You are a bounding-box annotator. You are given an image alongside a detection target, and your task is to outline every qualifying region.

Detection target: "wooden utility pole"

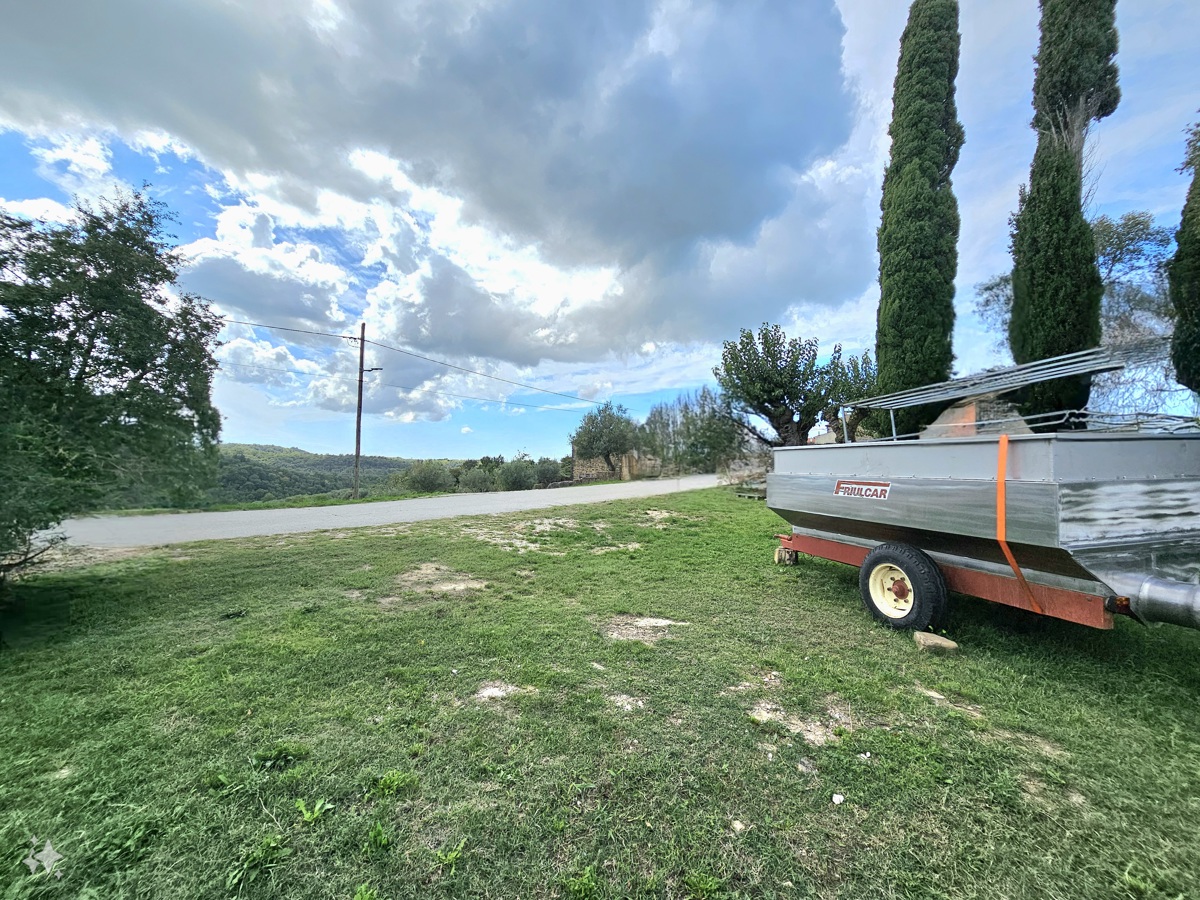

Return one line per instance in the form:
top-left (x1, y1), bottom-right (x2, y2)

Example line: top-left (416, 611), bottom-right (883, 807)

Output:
top-left (353, 322), bottom-right (367, 499)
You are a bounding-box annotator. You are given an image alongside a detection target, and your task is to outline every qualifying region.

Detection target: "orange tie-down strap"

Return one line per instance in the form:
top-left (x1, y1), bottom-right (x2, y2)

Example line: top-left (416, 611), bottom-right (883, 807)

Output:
top-left (996, 435), bottom-right (1043, 615)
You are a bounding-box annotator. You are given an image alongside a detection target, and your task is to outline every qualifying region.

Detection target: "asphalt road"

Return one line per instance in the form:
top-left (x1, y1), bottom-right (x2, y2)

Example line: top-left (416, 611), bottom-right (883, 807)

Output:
top-left (60, 475), bottom-right (720, 548)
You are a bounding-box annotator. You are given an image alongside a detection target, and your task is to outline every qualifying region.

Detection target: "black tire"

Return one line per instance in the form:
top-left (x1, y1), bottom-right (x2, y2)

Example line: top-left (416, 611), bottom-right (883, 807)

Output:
top-left (859, 542), bottom-right (947, 631)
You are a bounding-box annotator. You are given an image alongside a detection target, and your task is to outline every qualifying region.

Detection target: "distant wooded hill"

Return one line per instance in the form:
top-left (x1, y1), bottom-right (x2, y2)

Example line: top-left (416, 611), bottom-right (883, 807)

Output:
top-left (104, 443), bottom-right (458, 509)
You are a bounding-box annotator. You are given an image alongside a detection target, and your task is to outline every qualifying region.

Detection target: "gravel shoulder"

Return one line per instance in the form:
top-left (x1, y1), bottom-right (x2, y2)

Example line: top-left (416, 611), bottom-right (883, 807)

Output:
top-left (60, 475), bottom-right (720, 547)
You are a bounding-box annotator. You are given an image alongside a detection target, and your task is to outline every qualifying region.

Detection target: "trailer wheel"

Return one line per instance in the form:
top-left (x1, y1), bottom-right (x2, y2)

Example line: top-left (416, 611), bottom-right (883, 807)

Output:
top-left (859, 543), bottom-right (947, 631)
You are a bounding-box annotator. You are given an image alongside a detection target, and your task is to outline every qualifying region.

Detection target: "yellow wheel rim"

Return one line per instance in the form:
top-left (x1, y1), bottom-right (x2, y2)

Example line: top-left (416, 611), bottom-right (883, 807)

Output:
top-left (868, 563), bottom-right (915, 618)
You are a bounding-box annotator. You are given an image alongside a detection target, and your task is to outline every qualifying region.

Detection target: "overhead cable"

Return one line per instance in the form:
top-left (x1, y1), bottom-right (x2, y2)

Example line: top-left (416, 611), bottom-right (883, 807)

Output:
top-left (220, 317), bottom-right (602, 405)
top-left (216, 361), bottom-right (584, 412)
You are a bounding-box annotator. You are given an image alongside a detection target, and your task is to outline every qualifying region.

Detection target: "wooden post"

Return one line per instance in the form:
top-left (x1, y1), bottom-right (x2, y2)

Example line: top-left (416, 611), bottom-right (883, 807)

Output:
top-left (353, 322), bottom-right (366, 499)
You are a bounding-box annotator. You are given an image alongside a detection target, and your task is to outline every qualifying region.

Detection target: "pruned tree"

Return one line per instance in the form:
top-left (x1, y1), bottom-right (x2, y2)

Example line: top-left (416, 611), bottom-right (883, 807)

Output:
top-left (876, 0), bottom-right (964, 436)
top-left (1009, 0), bottom-right (1119, 423)
top-left (1170, 119), bottom-right (1200, 394)
top-left (713, 324), bottom-right (838, 447)
top-left (0, 191), bottom-right (221, 576)
top-left (570, 401), bottom-right (636, 473)
top-left (821, 350), bottom-right (879, 443)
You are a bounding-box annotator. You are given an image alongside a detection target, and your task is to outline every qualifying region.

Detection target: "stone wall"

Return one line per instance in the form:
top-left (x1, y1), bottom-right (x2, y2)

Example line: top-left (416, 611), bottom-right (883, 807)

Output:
top-left (572, 454), bottom-right (617, 481)
top-left (571, 448), bottom-right (662, 482)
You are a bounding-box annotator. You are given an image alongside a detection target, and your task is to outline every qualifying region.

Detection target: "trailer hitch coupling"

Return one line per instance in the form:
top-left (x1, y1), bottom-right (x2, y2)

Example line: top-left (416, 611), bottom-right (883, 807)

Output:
top-left (1104, 575), bottom-right (1200, 630)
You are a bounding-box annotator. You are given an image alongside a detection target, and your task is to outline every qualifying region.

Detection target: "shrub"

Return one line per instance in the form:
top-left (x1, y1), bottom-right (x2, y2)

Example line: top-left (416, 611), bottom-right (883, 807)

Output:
top-left (496, 458), bottom-right (536, 491)
top-left (535, 457), bottom-right (562, 485)
top-left (458, 468), bottom-right (494, 493)
top-left (405, 461), bottom-right (454, 493)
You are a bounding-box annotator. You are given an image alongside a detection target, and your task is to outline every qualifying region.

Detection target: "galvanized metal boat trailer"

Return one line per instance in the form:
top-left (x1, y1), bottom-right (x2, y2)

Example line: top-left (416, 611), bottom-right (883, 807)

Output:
top-left (766, 344), bottom-right (1200, 632)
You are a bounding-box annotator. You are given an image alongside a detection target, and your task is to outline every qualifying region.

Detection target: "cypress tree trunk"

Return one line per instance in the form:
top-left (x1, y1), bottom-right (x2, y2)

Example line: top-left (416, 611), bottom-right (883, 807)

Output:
top-left (1009, 0), bottom-right (1119, 425)
top-left (875, 0), bottom-right (964, 437)
top-left (1169, 124), bottom-right (1200, 394)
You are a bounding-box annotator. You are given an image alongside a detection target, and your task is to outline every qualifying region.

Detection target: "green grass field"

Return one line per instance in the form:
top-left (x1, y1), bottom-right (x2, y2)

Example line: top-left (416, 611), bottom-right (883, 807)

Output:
top-left (3, 489), bottom-right (1198, 899)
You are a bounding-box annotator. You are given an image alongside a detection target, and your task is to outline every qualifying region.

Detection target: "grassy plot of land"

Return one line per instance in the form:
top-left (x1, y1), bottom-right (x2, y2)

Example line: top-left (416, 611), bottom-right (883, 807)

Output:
top-left (2, 489), bottom-right (1199, 899)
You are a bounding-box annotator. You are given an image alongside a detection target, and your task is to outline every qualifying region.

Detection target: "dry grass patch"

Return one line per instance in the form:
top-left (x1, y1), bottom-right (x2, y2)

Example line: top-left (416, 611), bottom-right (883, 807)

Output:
top-left (394, 563), bottom-right (486, 594)
top-left (915, 684), bottom-right (984, 720)
top-left (601, 615), bottom-right (689, 644)
top-left (473, 681), bottom-right (537, 702)
top-left (23, 544), bottom-right (147, 575)
top-left (638, 508), bottom-right (703, 529)
top-left (608, 693), bottom-right (647, 712)
top-left (590, 542), bottom-right (642, 554)
top-left (724, 670), bottom-right (783, 694)
top-left (987, 728), bottom-right (1069, 760)
top-left (458, 519), bottom-right (571, 555)
top-left (747, 695), bottom-right (855, 747)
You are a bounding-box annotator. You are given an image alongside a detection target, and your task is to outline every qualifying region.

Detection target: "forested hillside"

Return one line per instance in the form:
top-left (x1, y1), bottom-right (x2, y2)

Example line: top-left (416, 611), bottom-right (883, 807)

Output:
top-left (104, 444), bottom-right (442, 509)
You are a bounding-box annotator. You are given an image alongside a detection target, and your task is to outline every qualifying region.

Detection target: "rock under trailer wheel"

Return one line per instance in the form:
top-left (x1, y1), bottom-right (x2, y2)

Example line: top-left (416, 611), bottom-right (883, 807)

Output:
top-left (859, 542), bottom-right (947, 631)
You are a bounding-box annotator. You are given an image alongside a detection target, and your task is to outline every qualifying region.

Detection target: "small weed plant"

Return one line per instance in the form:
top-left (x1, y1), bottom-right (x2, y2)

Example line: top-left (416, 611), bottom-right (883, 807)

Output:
top-left (225, 834), bottom-right (292, 894)
top-left (294, 797), bottom-right (333, 824)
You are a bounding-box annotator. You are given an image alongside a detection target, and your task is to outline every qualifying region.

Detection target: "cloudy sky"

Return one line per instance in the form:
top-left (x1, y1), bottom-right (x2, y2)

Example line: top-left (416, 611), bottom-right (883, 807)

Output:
top-left (2, 0), bottom-right (1196, 460)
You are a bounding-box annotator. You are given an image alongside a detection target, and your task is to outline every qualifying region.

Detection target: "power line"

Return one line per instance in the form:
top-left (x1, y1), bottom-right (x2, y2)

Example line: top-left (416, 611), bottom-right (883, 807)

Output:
top-left (216, 361), bottom-right (584, 412)
top-left (221, 318), bottom-right (354, 341)
top-left (366, 337), bottom-right (601, 405)
top-left (220, 317), bottom-right (602, 405)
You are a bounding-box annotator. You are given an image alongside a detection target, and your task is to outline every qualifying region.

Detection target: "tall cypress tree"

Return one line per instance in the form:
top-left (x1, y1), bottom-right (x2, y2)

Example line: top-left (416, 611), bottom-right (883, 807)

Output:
top-left (1169, 121), bottom-right (1200, 394)
top-left (876, 0), bottom-right (964, 436)
top-left (1009, 0), bottom-right (1119, 422)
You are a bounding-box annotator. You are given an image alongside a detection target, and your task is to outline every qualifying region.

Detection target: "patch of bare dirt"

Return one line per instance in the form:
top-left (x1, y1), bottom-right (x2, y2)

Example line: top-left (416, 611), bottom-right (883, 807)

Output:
top-left (473, 681), bottom-right (537, 702)
top-left (638, 509), bottom-right (702, 529)
top-left (747, 695), bottom-right (855, 746)
top-left (395, 563), bottom-right (486, 594)
top-left (370, 525), bottom-right (412, 537)
top-left (641, 509), bottom-right (674, 529)
top-left (590, 542), bottom-right (642, 554)
top-left (724, 670), bottom-right (783, 694)
top-left (601, 615), bottom-right (689, 644)
top-left (18, 544), bottom-right (147, 576)
top-left (343, 589), bottom-right (365, 600)
top-left (458, 521), bottom-right (564, 555)
top-left (608, 693), bottom-right (647, 712)
top-left (459, 517), bottom-right (636, 555)
top-left (915, 684), bottom-right (985, 720)
top-left (989, 728), bottom-right (1068, 760)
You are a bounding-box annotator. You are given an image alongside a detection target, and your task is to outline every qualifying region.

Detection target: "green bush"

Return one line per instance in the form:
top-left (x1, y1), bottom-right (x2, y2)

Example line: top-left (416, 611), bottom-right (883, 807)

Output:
top-left (496, 458), bottom-right (536, 491)
top-left (535, 457), bottom-right (562, 485)
top-left (458, 468), bottom-right (494, 493)
top-left (405, 461), bottom-right (454, 493)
